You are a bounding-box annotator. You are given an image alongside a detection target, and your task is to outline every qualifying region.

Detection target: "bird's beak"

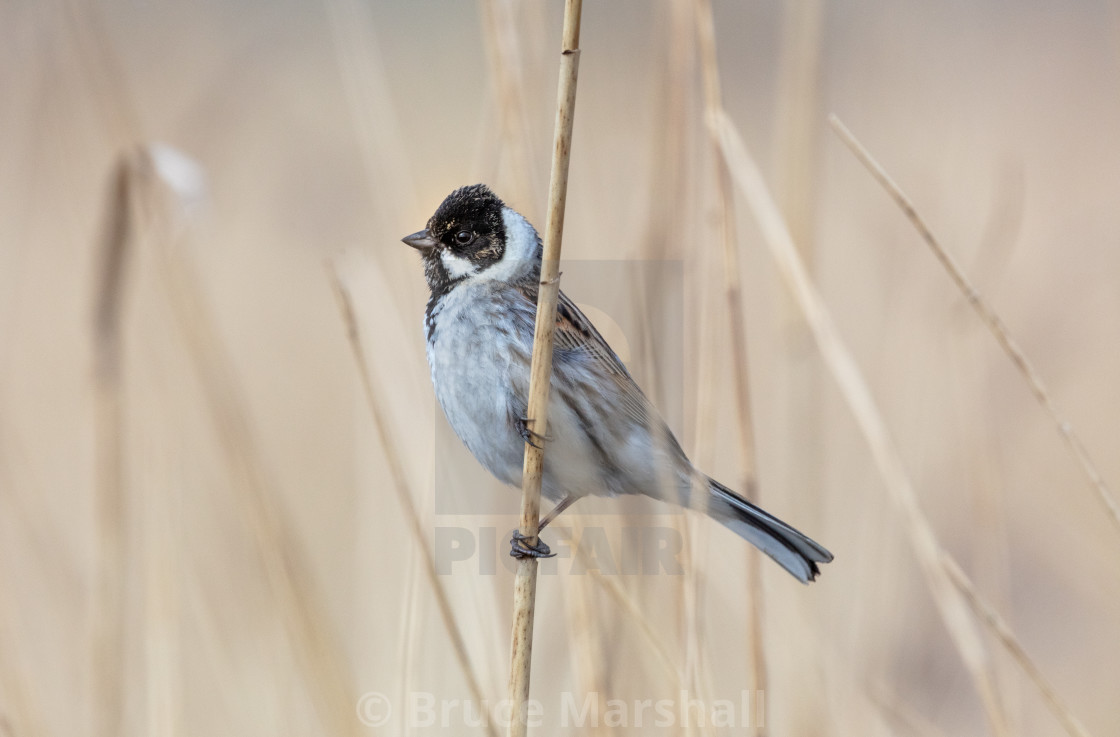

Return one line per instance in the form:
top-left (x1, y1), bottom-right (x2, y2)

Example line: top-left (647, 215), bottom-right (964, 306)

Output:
top-left (401, 229), bottom-right (437, 252)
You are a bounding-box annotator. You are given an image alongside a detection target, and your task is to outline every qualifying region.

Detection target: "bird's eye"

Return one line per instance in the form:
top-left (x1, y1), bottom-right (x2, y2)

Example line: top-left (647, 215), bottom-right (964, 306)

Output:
top-left (454, 230), bottom-right (473, 245)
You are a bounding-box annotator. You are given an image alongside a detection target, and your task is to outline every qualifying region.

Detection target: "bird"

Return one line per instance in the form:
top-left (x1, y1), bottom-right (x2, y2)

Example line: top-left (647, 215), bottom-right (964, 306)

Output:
top-left (402, 184), bottom-right (833, 582)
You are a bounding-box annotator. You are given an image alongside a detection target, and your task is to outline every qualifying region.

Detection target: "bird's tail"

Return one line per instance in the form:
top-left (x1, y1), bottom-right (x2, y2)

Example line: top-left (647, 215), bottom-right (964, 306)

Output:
top-left (706, 478), bottom-right (833, 583)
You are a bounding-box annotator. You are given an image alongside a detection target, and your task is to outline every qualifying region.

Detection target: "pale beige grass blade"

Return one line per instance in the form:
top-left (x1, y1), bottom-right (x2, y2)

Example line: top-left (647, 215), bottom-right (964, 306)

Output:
top-left (693, 3), bottom-right (768, 730)
top-left (710, 110), bottom-right (1010, 737)
top-left (328, 270), bottom-right (499, 737)
top-left (715, 109), bottom-right (1098, 737)
top-left (828, 114), bottom-right (1120, 540)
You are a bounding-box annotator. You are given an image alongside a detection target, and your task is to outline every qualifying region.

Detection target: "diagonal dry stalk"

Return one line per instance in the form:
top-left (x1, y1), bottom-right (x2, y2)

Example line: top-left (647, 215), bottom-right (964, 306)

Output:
top-left (709, 110), bottom-right (1011, 737)
top-left (941, 556), bottom-right (1092, 737)
top-left (583, 567), bottom-right (683, 689)
top-left (823, 122), bottom-right (1089, 735)
top-left (0, 590), bottom-right (46, 737)
top-left (869, 680), bottom-right (955, 737)
top-left (828, 114), bottom-right (1120, 540)
top-left (507, 1), bottom-right (582, 735)
top-left (328, 269), bottom-right (498, 737)
top-left (713, 109), bottom-right (1098, 737)
top-left (692, 0), bottom-right (768, 727)
top-left (134, 165), bottom-right (359, 737)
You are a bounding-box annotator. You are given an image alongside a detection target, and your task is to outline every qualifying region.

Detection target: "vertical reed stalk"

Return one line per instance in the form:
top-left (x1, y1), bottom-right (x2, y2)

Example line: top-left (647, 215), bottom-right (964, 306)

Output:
top-left (773, 0), bottom-right (826, 540)
top-left (772, 6), bottom-right (827, 733)
top-left (65, 6), bottom-right (155, 730)
top-left (480, 0), bottom-right (543, 217)
top-left (0, 426), bottom-right (52, 737)
top-left (507, 2), bottom-right (582, 735)
top-left (773, 0), bottom-right (823, 265)
top-left (91, 153), bottom-right (137, 737)
top-left (692, 0), bottom-right (769, 726)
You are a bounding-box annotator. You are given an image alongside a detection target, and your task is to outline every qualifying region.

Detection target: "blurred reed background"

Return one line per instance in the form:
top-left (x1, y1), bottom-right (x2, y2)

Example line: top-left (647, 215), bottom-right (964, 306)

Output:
top-left (1, 0), bottom-right (1119, 735)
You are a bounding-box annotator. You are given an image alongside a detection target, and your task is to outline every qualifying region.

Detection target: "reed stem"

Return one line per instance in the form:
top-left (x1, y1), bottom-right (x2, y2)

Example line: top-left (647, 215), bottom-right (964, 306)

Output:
top-left (507, 1), bottom-right (582, 735)
top-left (829, 114), bottom-right (1120, 540)
top-left (693, 0), bottom-right (769, 725)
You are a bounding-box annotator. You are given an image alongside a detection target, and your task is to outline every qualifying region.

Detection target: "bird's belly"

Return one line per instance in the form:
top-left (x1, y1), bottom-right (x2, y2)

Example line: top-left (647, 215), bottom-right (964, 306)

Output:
top-left (428, 330), bottom-right (612, 502)
top-left (428, 335), bottom-right (525, 488)
top-left (538, 398), bottom-right (622, 500)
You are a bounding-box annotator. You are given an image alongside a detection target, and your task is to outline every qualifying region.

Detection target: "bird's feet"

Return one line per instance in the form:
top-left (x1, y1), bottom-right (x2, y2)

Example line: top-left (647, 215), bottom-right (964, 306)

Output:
top-left (516, 417), bottom-right (550, 450)
top-left (510, 529), bottom-right (555, 559)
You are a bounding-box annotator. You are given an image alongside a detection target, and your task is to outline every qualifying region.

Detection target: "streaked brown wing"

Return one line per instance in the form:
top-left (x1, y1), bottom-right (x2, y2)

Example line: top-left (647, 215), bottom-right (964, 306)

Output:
top-left (553, 291), bottom-right (653, 428)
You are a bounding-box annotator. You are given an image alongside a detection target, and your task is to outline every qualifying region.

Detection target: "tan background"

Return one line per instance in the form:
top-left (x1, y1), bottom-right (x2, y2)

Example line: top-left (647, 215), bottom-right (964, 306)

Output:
top-left (1, 1), bottom-right (1118, 735)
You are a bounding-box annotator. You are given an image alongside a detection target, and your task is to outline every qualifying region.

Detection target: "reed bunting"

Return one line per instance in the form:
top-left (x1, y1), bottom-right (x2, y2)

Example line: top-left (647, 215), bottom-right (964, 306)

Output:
top-left (403, 184), bottom-right (832, 582)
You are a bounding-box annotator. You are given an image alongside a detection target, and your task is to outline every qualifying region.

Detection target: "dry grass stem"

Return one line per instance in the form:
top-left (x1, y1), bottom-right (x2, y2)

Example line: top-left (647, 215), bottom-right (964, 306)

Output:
top-left (69, 16), bottom-right (185, 735)
top-left (90, 152), bottom-right (137, 737)
top-left (136, 161), bottom-right (359, 737)
top-left (583, 565), bottom-right (684, 689)
top-left (692, 0), bottom-right (758, 498)
top-left (565, 527), bottom-right (608, 737)
top-left (328, 269), bottom-right (498, 737)
top-left (325, 0), bottom-right (418, 220)
top-left (722, 107), bottom-right (1105, 737)
top-left (710, 109), bottom-right (1012, 737)
top-left (508, 2), bottom-right (582, 734)
top-left (480, 0), bottom-right (542, 215)
top-left (773, 0), bottom-right (827, 529)
top-left (70, 8), bottom-right (180, 729)
top-left (868, 680), bottom-right (954, 737)
top-left (773, 0), bottom-right (824, 259)
top-left (941, 556), bottom-right (1093, 737)
top-left (8, 5), bottom-right (1114, 736)
top-left (0, 427), bottom-right (54, 737)
top-left (693, 0), bottom-right (768, 724)
top-left (140, 430), bottom-right (180, 737)
top-left (61, 0), bottom-right (142, 148)
top-left (828, 114), bottom-right (1120, 539)
top-left (0, 609), bottom-right (45, 737)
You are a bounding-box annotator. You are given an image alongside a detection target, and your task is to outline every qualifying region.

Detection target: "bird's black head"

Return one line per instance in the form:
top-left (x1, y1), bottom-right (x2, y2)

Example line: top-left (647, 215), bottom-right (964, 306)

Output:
top-left (402, 184), bottom-right (512, 293)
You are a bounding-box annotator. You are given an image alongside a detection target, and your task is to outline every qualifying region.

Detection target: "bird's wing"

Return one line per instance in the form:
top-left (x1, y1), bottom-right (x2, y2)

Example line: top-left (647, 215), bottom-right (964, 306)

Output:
top-left (553, 291), bottom-right (631, 376)
top-left (509, 281), bottom-right (669, 432)
top-left (552, 290), bottom-right (654, 429)
top-left (507, 280), bottom-right (691, 491)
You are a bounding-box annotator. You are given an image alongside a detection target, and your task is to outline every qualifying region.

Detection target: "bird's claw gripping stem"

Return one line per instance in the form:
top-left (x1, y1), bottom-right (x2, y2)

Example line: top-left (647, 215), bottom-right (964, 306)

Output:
top-left (517, 416), bottom-right (550, 450)
top-left (510, 529), bottom-right (554, 559)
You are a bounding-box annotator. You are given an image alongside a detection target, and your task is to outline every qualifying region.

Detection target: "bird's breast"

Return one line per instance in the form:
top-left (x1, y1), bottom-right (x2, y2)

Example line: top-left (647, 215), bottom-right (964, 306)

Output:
top-left (425, 286), bottom-right (530, 486)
